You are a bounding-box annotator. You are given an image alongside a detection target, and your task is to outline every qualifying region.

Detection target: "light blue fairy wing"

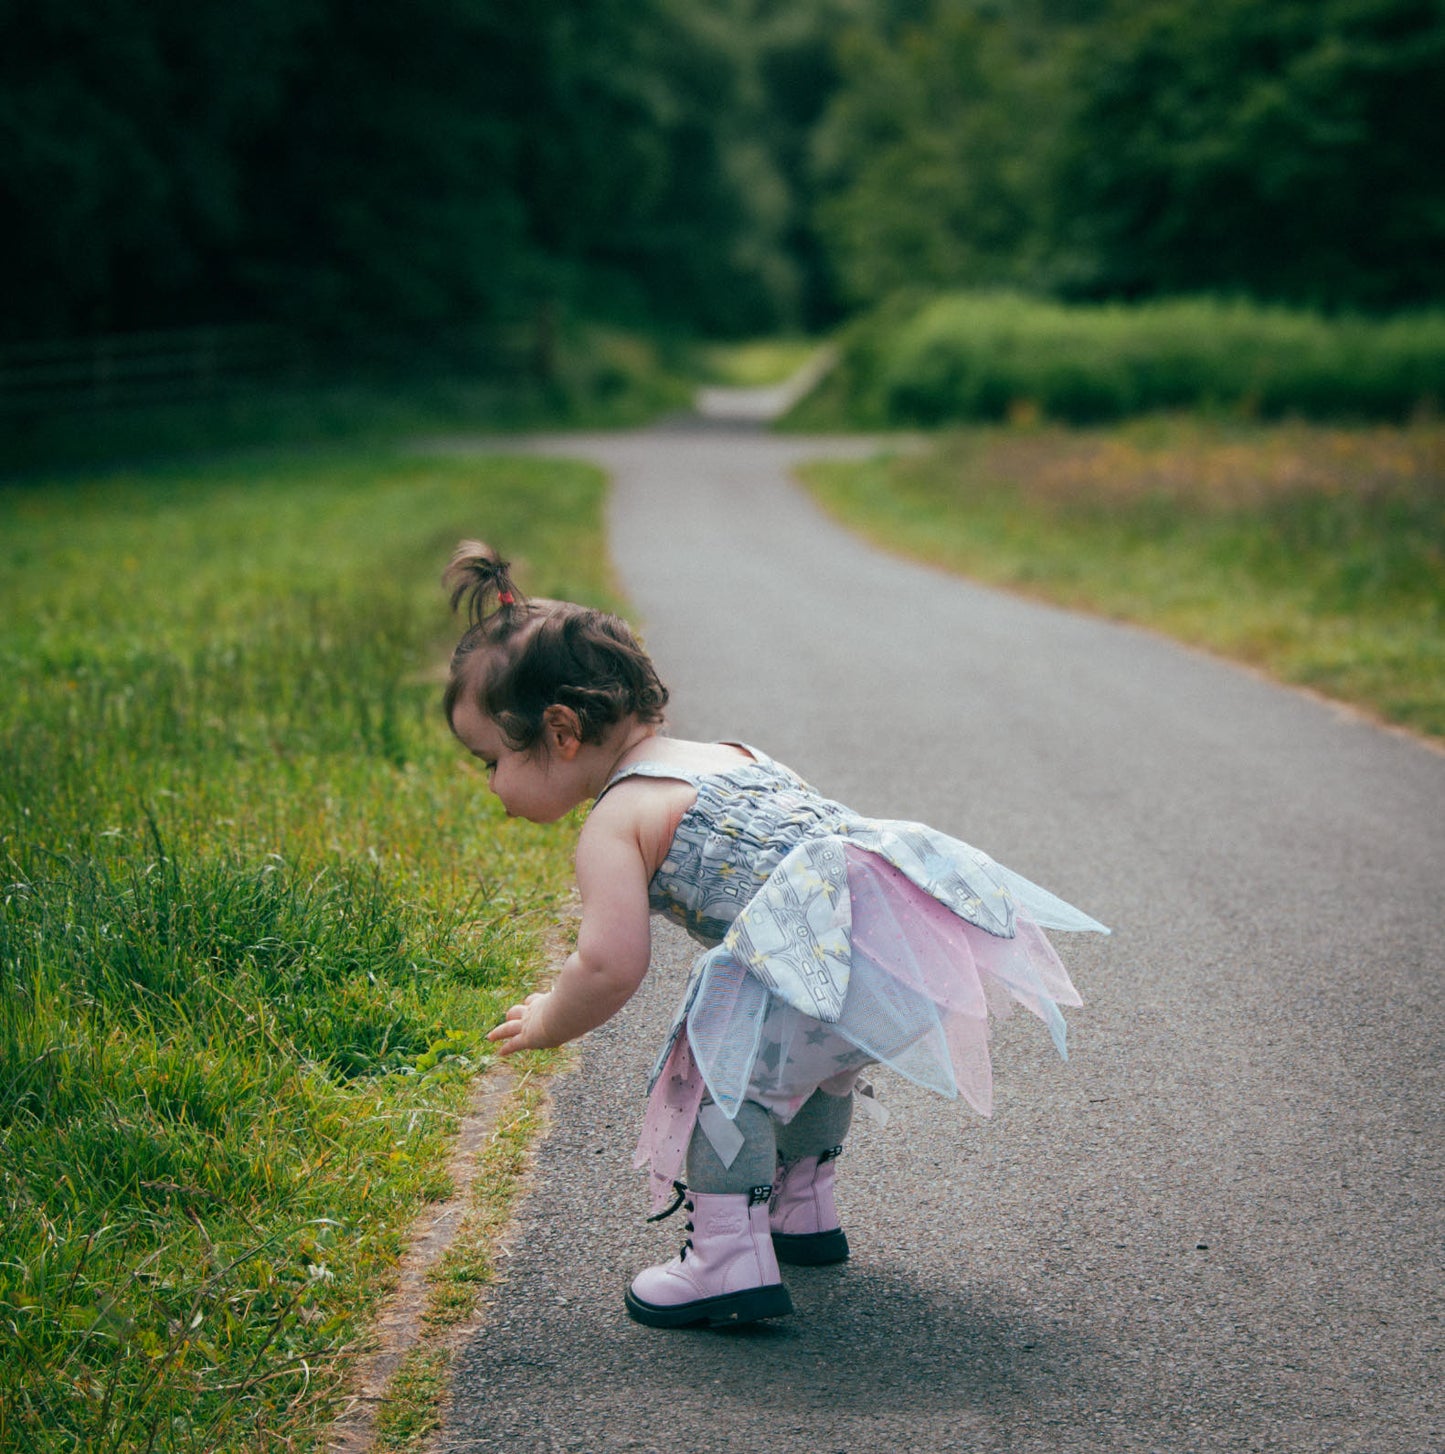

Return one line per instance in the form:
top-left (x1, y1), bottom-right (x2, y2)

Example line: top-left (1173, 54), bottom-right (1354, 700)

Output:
top-left (719, 836), bottom-right (854, 1021)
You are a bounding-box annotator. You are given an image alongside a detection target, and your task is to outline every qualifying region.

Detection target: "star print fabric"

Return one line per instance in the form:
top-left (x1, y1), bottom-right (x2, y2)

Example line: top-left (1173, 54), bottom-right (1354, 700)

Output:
top-left (603, 748), bottom-right (1107, 1209)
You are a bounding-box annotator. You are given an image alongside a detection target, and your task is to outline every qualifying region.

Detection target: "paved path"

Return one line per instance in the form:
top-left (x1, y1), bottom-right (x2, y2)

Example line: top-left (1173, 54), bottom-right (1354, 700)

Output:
top-left (427, 419), bottom-right (1443, 1453)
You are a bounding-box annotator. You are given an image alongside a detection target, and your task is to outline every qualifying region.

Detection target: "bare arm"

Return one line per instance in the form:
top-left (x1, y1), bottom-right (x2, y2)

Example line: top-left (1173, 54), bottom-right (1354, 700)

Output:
top-left (487, 802), bottom-right (652, 1055)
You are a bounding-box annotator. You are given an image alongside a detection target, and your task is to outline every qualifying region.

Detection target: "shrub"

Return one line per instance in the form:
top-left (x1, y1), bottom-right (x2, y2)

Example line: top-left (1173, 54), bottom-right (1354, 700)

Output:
top-left (804, 293), bottom-right (1445, 427)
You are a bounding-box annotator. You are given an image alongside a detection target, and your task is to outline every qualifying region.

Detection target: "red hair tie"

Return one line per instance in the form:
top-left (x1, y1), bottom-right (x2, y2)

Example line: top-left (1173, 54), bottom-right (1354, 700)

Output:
top-left (498, 591), bottom-right (515, 606)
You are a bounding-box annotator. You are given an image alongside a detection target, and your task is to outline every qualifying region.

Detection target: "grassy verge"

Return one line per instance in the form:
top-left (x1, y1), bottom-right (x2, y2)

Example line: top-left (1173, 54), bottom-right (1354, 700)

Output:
top-left (0, 447), bottom-right (612, 1450)
top-left (370, 1070), bottom-right (551, 1453)
top-left (799, 418), bottom-right (1444, 741)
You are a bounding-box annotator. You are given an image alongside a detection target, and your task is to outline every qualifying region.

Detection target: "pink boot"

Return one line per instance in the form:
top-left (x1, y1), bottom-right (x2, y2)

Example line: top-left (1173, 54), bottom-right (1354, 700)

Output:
top-left (770, 1148), bottom-right (849, 1266)
top-left (625, 1187), bottom-right (793, 1329)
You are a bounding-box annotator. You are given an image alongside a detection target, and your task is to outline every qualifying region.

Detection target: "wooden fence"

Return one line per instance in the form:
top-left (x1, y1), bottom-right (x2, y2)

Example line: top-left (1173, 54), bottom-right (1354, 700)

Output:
top-left (0, 326), bottom-right (304, 416)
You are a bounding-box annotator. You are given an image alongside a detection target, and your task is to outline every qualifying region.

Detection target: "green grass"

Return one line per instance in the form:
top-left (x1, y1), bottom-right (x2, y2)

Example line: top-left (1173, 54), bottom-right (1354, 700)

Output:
top-left (0, 447), bottom-right (612, 1450)
top-left (371, 1348), bottom-right (450, 1452)
top-left (363, 1070), bottom-right (551, 1453)
top-left (800, 419), bottom-right (1445, 741)
top-left (787, 292), bottom-right (1445, 429)
top-left (696, 337), bottom-right (821, 388)
top-left (418, 1071), bottom-right (549, 1329)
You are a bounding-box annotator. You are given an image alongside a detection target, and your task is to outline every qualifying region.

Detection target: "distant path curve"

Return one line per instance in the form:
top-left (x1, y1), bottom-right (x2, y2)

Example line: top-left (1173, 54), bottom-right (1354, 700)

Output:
top-left (420, 411), bottom-right (1443, 1454)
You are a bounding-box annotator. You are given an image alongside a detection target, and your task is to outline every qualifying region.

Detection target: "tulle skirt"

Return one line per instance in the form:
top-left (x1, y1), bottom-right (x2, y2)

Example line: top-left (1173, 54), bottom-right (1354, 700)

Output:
top-left (635, 835), bottom-right (1105, 1210)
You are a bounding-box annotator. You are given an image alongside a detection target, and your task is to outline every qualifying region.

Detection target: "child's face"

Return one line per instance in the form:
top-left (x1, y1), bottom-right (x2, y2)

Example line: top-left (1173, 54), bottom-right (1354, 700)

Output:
top-left (450, 696), bottom-right (583, 824)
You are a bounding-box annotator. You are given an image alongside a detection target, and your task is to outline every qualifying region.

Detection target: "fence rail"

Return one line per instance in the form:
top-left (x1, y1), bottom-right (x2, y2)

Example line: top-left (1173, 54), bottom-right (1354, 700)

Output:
top-left (0, 326), bottom-right (304, 415)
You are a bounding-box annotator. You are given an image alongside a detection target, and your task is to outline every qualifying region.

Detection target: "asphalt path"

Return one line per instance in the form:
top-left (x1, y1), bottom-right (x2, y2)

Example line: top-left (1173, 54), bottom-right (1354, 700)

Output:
top-left (428, 418), bottom-right (1443, 1453)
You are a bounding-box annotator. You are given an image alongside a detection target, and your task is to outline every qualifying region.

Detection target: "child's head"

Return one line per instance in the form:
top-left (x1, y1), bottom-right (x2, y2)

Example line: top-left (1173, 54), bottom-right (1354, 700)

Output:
top-left (442, 540), bottom-right (669, 753)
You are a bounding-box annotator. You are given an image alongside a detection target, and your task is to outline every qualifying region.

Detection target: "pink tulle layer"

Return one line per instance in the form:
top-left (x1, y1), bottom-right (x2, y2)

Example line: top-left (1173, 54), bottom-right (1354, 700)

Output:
top-left (635, 845), bottom-right (1086, 1211)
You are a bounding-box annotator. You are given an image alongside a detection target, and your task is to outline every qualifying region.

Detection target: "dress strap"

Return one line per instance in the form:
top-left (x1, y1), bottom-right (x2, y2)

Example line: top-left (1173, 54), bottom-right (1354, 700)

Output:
top-left (593, 742), bottom-right (768, 805)
top-left (720, 740), bottom-right (768, 765)
top-left (597, 761), bottom-right (705, 799)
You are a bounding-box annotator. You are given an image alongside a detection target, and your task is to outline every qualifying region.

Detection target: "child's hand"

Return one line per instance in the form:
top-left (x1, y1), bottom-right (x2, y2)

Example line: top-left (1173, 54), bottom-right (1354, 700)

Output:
top-left (486, 992), bottom-right (556, 1055)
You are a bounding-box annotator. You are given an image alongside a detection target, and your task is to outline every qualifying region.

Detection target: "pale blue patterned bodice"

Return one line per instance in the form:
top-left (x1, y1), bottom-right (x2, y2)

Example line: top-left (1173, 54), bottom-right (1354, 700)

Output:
top-left (599, 747), bottom-right (856, 946)
top-left (602, 742), bottom-right (1104, 1024)
top-left (600, 743), bottom-right (1106, 1104)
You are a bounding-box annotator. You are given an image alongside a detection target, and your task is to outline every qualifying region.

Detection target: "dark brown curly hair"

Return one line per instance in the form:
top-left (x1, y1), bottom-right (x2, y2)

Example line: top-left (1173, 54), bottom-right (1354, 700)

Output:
top-left (442, 540), bottom-right (669, 751)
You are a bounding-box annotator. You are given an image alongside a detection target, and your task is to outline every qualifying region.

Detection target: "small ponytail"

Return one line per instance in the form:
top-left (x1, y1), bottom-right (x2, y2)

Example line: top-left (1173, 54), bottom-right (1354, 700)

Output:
top-left (443, 540), bottom-right (526, 628)
top-left (442, 538), bottom-right (670, 749)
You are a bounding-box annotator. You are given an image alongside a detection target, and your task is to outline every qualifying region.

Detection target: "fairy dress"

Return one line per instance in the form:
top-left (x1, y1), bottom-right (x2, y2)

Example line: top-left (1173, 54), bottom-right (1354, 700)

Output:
top-left (602, 746), bottom-right (1110, 1210)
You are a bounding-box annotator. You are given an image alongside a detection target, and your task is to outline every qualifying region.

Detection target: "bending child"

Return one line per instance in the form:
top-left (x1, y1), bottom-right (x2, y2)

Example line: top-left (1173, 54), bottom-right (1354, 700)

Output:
top-left (443, 542), bottom-right (1109, 1330)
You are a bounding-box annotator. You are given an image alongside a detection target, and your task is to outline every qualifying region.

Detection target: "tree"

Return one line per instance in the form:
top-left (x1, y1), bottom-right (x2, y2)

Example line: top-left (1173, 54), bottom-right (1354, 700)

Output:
top-left (234, 0), bottom-right (536, 345)
top-left (514, 0), bottom-right (793, 336)
top-left (807, 1), bottom-right (1083, 306)
top-left (1055, 0), bottom-right (1445, 307)
top-left (0, 0), bottom-right (320, 338)
top-left (0, 0), bottom-right (813, 345)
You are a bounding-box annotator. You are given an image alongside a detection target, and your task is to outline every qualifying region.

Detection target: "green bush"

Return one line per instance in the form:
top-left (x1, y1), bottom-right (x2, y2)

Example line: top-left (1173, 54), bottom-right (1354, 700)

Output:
top-left (798, 293), bottom-right (1445, 427)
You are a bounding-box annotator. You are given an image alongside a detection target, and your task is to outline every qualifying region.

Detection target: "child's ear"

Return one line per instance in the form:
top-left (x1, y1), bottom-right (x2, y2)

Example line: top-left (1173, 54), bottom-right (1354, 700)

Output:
top-left (542, 705), bottom-right (583, 760)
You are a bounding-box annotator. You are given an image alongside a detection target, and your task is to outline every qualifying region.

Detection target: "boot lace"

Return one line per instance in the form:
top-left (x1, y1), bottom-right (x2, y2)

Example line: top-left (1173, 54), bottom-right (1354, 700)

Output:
top-left (645, 1180), bottom-right (695, 1259)
top-left (646, 1180), bottom-right (690, 1223)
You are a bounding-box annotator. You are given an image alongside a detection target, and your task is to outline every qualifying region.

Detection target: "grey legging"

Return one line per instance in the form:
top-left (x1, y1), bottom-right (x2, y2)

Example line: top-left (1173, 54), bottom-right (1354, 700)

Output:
top-left (684, 1088), bottom-right (853, 1194)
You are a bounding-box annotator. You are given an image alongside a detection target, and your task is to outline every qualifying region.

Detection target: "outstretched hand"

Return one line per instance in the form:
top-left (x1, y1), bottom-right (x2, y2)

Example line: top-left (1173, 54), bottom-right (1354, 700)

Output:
top-left (487, 992), bottom-right (555, 1055)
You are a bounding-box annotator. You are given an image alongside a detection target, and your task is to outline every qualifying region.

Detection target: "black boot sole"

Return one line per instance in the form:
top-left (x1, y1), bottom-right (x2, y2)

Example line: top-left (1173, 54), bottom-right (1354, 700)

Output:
top-left (624, 1281), bottom-right (794, 1329)
top-left (771, 1228), bottom-right (850, 1266)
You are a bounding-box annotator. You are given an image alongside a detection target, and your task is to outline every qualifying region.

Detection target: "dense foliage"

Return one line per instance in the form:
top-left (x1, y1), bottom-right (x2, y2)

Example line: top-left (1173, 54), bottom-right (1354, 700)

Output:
top-left (812, 0), bottom-right (1445, 311)
top-left (1054, 0), bottom-right (1445, 308)
top-left (0, 0), bottom-right (818, 345)
top-left (4, 0), bottom-right (1442, 350)
top-left (799, 292), bottom-right (1445, 427)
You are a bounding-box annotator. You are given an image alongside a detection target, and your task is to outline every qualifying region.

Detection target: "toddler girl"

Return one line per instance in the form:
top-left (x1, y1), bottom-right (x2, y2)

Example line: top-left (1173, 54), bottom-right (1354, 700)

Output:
top-left (445, 542), bottom-right (1108, 1330)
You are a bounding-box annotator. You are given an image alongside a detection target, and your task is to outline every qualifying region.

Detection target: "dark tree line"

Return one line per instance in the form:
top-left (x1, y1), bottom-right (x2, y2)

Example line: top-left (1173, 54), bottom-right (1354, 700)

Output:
top-left (812, 0), bottom-right (1445, 311)
top-left (1052, 0), bottom-right (1445, 309)
top-left (3, 0), bottom-right (1441, 350)
top-left (0, 0), bottom-right (820, 346)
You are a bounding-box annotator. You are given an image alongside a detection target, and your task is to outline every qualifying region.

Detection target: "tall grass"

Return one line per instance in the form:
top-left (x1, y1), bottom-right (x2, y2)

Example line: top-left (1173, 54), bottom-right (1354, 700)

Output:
top-left (789, 292), bottom-right (1445, 428)
top-left (800, 419), bottom-right (1445, 740)
top-left (0, 449), bottom-right (612, 1450)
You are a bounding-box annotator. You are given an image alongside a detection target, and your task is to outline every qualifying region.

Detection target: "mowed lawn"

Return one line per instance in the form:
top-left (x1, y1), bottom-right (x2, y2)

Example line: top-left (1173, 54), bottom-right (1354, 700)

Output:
top-left (800, 419), bottom-right (1445, 743)
top-left (0, 448), bottom-right (609, 1451)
